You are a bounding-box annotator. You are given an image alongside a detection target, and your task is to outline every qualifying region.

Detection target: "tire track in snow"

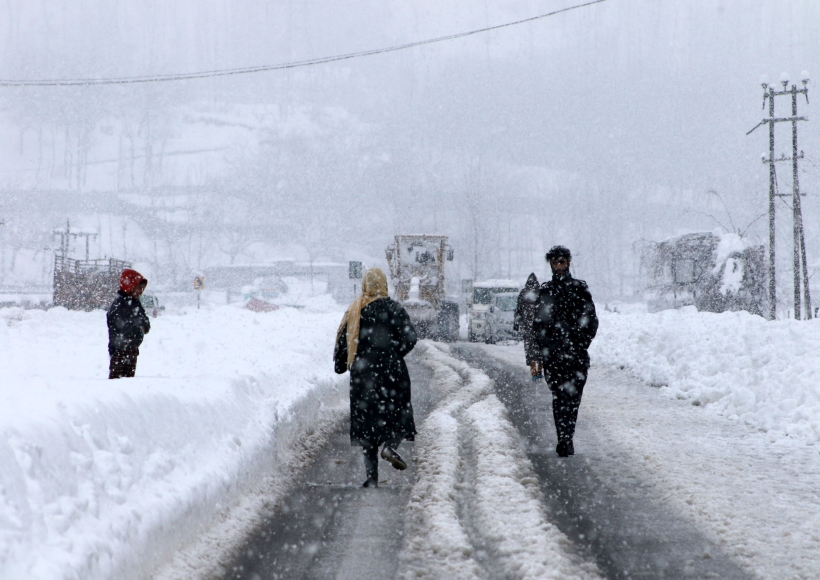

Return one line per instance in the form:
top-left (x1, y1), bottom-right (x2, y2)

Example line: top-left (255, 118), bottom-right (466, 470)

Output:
top-left (452, 343), bottom-right (755, 580)
top-left (398, 343), bottom-right (601, 580)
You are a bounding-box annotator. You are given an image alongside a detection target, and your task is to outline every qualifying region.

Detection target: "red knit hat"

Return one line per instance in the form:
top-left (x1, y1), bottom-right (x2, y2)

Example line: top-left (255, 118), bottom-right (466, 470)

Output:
top-left (120, 269), bottom-right (146, 294)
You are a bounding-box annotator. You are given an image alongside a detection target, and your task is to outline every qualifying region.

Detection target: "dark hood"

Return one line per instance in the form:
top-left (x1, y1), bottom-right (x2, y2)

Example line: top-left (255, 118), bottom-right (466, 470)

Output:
top-left (525, 273), bottom-right (539, 289)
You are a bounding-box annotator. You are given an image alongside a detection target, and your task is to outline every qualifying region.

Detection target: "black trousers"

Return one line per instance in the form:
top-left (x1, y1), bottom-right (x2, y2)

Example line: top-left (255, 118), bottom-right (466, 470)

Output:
top-left (523, 336), bottom-right (542, 365)
top-left (109, 347), bottom-right (139, 379)
top-left (360, 437), bottom-right (401, 481)
top-left (546, 362), bottom-right (588, 443)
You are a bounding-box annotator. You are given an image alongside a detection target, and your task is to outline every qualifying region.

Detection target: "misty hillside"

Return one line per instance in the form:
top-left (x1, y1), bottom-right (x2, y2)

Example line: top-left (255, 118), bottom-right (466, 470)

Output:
top-left (0, 0), bottom-right (818, 302)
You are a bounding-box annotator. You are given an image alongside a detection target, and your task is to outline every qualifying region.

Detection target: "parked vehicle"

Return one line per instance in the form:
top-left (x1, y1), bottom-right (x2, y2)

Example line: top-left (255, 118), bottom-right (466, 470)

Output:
top-left (467, 279), bottom-right (520, 342)
top-left (139, 294), bottom-right (164, 318)
top-left (485, 292), bottom-right (522, 343)
top-left (638, 231), bottom-right (766, 315)
top-left (53, 256), bottom-right (131, 311)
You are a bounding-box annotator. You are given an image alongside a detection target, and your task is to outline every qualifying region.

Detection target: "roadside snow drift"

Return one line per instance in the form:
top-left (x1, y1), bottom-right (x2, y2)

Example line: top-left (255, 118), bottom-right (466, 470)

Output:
top-left (589, 307), bottom-right (820, 444)
top-left (0, 302), bottom-right (346, 580)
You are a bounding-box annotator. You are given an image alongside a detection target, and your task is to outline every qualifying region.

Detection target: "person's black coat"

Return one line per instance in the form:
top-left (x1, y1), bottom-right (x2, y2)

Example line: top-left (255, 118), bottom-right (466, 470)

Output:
top-left (532, 273), bottom-right (598, 369)
top-left (514, 273), bottom-right (541, 364)
top-left (334, 297), bottom-right (418, 445)
top-left (107, 291), bottom-right (151, 355)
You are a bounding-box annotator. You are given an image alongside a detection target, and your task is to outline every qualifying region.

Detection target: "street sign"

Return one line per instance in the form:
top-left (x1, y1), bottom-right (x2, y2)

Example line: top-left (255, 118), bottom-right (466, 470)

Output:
top-left (194, 276), bottom-right (205, 290)
top-left (349, 261), bottom-right (363, 279)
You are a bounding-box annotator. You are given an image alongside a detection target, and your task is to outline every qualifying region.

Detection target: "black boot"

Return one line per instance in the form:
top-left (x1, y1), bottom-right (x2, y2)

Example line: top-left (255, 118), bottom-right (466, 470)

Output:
top-left (362, 443), bottom-right (379, 487)
top-left (556, 440), bottom-right (574, 457)
top-left (381, 445), bottom-right (407, 470)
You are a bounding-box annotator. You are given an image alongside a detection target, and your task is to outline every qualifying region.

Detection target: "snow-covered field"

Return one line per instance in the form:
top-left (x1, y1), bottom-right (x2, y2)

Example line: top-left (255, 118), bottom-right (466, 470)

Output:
top-left (0, 300), bottom-right (347, 580)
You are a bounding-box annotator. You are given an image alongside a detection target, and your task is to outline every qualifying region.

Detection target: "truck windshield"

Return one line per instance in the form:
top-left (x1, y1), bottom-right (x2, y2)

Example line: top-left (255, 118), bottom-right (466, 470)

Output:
top-left (473, 288), bottom-right (494, 304)
top-left (473, 287), bottom-right (518, 304)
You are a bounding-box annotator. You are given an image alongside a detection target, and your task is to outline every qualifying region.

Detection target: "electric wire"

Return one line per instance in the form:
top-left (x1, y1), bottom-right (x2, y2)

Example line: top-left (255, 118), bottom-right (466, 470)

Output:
top-left (0, 0), bottom-right (606, 87)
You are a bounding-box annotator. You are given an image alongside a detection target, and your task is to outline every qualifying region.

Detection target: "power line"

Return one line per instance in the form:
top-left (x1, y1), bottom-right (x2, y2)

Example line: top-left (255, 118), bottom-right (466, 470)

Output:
top-left (0, 0), bottom-right (606, 87)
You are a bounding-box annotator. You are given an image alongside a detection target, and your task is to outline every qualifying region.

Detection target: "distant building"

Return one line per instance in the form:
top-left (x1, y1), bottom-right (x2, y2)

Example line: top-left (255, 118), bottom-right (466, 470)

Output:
top-left (638, 231), bottom-right (766, 316)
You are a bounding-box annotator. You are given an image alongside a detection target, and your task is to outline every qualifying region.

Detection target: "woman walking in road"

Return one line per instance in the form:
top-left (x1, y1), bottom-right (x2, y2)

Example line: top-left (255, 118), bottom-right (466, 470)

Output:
top-left (334, 267), bottom-right (418, 488)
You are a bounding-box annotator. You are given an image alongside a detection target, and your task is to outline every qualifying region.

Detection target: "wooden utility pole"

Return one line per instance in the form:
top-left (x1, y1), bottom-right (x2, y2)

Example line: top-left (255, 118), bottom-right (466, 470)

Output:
top-left (767, 84), bottom-right (777, 320)
top-left (748, 72), bottom-right (811, 319)
top-left (791, 82), bottom-right (812, 319)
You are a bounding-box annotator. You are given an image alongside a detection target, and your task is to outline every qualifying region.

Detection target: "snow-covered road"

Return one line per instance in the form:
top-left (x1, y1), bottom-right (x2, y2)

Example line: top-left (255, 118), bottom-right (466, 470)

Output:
top-left (3, 304), bottom-right (820, 579)
top-left (195, 345), bottom-right (601, 580)
top-left (203, 336), bottom-right (820, 580)
top-left (471, 343), bottom-right (820, 580)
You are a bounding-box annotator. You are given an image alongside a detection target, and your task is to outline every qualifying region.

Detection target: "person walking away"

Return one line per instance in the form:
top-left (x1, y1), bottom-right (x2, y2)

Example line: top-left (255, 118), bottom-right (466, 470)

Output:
top-left (334, 267), bottom-right (418, 488)
top-left (532, 246), bottom-right (598, 457)
top-left (514, 273), bottom-right (543, 381)
top-left (107, 269), bottom-right (151, 379)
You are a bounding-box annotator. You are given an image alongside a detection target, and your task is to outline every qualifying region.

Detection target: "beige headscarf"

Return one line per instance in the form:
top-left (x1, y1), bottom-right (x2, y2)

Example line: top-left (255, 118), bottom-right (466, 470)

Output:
top-left (336, 267), bottom-right (389, 369)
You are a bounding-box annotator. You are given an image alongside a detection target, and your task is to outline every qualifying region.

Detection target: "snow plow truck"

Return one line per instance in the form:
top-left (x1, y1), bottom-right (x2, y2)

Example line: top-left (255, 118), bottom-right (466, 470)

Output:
top-left (385, 235), bottom-right (459, 342)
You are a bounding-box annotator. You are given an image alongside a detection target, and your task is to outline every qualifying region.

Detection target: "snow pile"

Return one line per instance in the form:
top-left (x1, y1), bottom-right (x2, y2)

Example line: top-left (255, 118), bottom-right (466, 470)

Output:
top-left (399, 343), bottom-right (600, 580)
top-left (713, 230), bottom-right (752, 295)
top-left (0, 303), bottom-right (346, 580)
top-left (590, 307), bottom-right (820, 443)
top-left (713, 230), bottom-right (751, 267)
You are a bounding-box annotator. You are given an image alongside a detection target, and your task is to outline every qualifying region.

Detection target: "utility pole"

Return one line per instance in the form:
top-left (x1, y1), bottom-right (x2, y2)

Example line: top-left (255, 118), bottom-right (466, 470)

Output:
top-left (52, 219), bottom-right (98, 261)
top-left (767, 82), bottom-right (777, 320)
top-left (748, 71), bottom-right (811, 320)
top-left (791, 81), bottom-right (812, 320)
top-left (53, 219), bottom-right (72, 258)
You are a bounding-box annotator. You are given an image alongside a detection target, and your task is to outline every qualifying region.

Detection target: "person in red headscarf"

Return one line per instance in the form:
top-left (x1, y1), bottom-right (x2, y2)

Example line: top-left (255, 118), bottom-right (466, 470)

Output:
top-left (107, 269), bottom-right (151, 379)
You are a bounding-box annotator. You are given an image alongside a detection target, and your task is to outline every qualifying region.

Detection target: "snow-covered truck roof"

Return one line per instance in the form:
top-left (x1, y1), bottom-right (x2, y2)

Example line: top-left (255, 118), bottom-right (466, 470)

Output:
top-left (473, 279), bottom-right (521, 289)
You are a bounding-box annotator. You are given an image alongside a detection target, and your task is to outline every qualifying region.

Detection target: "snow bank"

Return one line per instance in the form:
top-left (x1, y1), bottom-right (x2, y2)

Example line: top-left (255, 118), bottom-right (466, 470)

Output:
top-left (590, 307), bottom-right (820, 444)
top-left (399, 343), bottom-right (600, 580)
top-left (0, 303), bottom-right (346, 580)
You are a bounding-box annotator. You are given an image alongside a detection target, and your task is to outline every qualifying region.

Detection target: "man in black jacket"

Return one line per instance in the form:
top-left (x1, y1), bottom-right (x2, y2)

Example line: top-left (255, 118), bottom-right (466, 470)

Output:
top-left (532, 246), bottom-right (598, 457)
top-left (107, 269), bottom-right (151, 379)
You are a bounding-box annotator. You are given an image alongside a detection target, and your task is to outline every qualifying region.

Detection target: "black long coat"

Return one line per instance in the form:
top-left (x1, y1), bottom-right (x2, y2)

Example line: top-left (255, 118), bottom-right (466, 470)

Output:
top-left (514, 273), bottom-right (541, 364)
top-left (334, 297), bottom-right (418, 446)
top-left (107, 290), bottom-right (150, 356)
top-left (531, 273), bottom-right (598, 372)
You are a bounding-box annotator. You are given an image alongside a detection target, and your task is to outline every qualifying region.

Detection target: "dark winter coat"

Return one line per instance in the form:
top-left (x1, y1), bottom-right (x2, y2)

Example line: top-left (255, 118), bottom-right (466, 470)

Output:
top-left (514, 273), bottom-right (541, 364)
top-left (334, 297), bottom-right (418, 446)
top-left (532, 273), bottom-right (598, 370)
top-left (107, 291), bottom-right (151, 356)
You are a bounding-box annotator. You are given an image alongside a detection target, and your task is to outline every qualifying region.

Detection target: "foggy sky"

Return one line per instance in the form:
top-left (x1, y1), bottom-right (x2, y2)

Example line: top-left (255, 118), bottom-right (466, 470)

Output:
top-left (0, 0), bottom-right (818, 302)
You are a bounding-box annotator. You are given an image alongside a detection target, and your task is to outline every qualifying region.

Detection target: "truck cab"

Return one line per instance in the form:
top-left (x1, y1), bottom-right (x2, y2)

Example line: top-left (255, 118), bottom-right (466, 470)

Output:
top-left (385, 235), bottom-right (459, 341)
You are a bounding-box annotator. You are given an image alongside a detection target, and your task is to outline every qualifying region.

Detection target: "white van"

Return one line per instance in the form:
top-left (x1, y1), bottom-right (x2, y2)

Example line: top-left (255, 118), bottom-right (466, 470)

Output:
top-left (467, 280), bottom-right (520, 342)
